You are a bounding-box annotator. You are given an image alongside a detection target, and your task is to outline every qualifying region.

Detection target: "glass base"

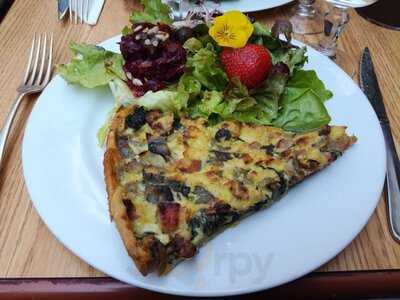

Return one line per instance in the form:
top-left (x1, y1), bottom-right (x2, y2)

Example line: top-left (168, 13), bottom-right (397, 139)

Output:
top-left (289, 8), bottom-right (324, 35)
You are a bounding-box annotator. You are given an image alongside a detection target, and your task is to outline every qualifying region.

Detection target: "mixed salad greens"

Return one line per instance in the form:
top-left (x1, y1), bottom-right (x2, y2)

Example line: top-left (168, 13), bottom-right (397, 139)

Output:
top-left (58, 0), bottom-right (333, 145)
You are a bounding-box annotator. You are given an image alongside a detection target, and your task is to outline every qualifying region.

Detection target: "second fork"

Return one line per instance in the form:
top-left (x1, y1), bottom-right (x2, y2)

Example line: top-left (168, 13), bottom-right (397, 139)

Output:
top-left (0, 33), bottom-right (54, 167)
top-left (68, 0), bottom-right (89, 24)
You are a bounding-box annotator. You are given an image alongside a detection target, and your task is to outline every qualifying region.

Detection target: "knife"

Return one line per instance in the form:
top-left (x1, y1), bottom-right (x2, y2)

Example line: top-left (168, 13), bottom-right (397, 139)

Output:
top-left (360, 47), bottom-right (400, 243)
top-left (58, 0), bottom-right (69, 20)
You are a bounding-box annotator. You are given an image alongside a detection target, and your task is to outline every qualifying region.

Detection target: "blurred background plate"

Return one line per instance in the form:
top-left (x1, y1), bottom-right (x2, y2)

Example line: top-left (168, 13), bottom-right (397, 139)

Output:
top-left (166, 0), bottom-right (295, 13)
top-left (0, 0), bottom-right (13, 22)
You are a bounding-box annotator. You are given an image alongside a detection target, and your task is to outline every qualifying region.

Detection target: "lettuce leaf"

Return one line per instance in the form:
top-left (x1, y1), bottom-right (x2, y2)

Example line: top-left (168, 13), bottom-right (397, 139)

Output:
top-left (250, 22), bottom-right (308, 74)
top-left (178, 73), bottom-right (202, 99)
top-left (184, 38), bottom-right (228, 91)
top-left (188, 65), bottom-right (289, 125)
top-left (273, 70), bottom-right (332, 132)
top-left (250, 22), bottom-right (281, 50)
top-left (137, 90), bottom-right (189, 113)
top-left (231, 64), bottom-right (289, 124)
top-left (183, 37), bottom-right (203, 53)
top-left (225, 79), bottom-right (257, 112)
top-left (186, 64), bottom-right (331, 132)
top-left (189, 90), bottom-right (235, 120)
top-left (109, 78), bottom-right (189, 113)
top-left (58, 43), bottom-right (125, 88)
top-left (270, 47), bottom-right (307, 74)
top-left (130, 0), bottom-right (172, 24)
top-left (109, 78), bottom-right (135, 106)
top-left (282, 70), bottom-right (333, 102)
top-left (188, 79), bottom-right (260, 123)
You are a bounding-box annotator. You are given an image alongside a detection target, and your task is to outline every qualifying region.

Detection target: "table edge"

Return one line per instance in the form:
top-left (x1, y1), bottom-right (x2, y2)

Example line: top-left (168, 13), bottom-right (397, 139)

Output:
top-left (1, 270), bottom-right (400, 299)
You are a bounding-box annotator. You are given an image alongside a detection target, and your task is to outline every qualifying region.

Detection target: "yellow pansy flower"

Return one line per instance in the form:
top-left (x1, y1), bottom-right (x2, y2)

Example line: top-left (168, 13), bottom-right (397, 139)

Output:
top-left (209, 11), bottom-right (254, 49)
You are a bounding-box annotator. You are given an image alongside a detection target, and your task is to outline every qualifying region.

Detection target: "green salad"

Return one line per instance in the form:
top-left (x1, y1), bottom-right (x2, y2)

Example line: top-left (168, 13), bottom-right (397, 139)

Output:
top-left (58, 0), bottom-right (333, 146)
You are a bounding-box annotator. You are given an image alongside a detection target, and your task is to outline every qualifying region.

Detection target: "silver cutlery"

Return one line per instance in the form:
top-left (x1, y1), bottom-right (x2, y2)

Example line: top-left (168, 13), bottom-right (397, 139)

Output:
top-left (0, 33), bottom-right (54, 167)
top-left (58, 0), bottom-right (69, 20)
top-left (68, 0), bottom-right (89, 24)
top-left (360, 47), bottom-right (400, 243)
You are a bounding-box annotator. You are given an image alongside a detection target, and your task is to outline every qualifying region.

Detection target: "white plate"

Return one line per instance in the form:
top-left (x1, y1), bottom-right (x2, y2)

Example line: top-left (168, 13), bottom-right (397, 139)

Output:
top-left (215, 0), bottom-right (294, 12)
top-left (166, 0), bottom-right (295, 13)
top-left (22, 36), bottom-right (386, 297)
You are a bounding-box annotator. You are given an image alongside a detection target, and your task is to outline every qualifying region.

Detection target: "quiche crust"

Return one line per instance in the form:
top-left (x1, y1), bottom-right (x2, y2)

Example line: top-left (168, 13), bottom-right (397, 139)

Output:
top-left (104, 105), bottom-right (157, 275)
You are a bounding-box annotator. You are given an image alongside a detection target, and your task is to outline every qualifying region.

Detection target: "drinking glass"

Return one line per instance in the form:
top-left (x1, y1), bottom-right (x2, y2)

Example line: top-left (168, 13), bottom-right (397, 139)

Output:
top-left (312, 0), bottom-right (378, 75)
top-left (289, 0), bottom-right (324, 34)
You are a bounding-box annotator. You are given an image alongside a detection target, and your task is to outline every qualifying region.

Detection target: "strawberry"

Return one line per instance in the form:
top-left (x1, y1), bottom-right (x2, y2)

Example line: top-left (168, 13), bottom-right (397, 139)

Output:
top-left (220, 44), bottom-right (272, 89)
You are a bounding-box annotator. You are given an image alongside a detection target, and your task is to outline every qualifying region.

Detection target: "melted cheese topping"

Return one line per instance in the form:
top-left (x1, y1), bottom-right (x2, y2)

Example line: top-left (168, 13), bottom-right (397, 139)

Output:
top-left (132, 196), bottom-right (170, 244)
top-left (116, 110), bottom-right (355, 249)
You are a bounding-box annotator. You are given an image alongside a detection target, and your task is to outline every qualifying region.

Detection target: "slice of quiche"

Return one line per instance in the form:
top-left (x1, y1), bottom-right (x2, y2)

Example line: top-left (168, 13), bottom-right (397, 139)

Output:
top-left (104, 105), bottom-right (356, 276)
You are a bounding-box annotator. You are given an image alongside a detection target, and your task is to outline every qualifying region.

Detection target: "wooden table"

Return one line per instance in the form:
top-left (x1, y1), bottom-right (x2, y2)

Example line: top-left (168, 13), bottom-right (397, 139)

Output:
top-left (0, 0), bottom-right (400, 298)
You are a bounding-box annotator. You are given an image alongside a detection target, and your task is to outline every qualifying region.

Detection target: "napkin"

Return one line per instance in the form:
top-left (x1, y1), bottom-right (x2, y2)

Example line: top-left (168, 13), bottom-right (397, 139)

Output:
top-left (86, 0), bottom-right (105, 25)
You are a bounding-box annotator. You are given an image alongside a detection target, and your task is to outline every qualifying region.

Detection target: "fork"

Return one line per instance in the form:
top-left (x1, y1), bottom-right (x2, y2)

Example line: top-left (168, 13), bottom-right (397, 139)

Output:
top-left (68, 0), bottom-right (89, 24)
top-left (0, 33), bottom-right (54, 167)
